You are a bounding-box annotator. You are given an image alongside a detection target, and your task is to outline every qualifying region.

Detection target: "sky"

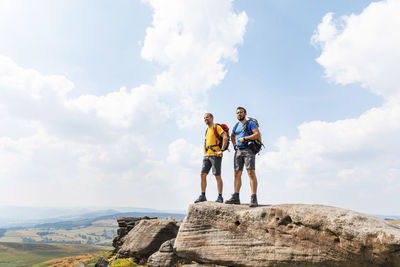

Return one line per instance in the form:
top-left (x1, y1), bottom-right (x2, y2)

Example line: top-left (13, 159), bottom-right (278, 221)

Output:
top-left (0, 0), bottom-right (399, 215)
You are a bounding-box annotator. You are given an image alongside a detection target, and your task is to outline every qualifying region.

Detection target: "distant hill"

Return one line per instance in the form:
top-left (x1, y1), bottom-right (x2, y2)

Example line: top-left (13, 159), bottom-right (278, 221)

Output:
top-left (374, 214), bottom-right (400, 220)
top-left (0, 229), bottom-right (6, 238)
top-left (0, 206), bottom-right (176, 228)
top-left (33, 211), bottom-right (186, 229)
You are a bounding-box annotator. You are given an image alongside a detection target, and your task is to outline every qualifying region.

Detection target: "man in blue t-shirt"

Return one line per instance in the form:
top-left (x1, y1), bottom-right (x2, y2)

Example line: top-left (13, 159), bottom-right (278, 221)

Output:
top-left (225, 107), bottom-right (260, 207)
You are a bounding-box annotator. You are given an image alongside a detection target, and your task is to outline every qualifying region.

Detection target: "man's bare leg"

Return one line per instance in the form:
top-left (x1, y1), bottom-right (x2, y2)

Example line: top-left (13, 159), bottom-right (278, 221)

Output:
top-left (247, 169), bottom-right (258, 207)
top-left (225, 170), bottom-right (242, 204)
top-left (247, 169), bottom-right (258, 194)
top-left (201, 172), bottom-right (207, 193)
top-left (234, 170), bottom-right (243, 193)
top-left (194, 173), bottom-right (208, 203)
top-left (215, 175), bottom-right (223, 195)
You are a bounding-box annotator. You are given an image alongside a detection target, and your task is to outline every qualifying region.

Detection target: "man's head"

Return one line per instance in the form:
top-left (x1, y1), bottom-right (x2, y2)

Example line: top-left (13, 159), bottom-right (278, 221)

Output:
top-left (204, 113), bottom-right (214, 126)
top-left (236, 107), bottom-right (247, 122)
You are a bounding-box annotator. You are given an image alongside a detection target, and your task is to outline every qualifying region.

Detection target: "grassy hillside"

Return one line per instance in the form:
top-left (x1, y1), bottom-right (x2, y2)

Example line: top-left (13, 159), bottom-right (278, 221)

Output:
top-left (0, 219), bottom-right (118, 246)
top-left (33, 251), bottom-right (111, 267)
top-left (0, 242), bottom-right (110, 267)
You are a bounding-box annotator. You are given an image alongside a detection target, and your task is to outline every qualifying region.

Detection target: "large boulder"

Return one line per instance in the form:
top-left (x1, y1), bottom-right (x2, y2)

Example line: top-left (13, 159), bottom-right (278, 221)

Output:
top-left (117, 218), bottom-right (180, 260)
top-left (113, 216), bottom-right (157, 252)
top-left (174, 202), bottom-right (400, 267)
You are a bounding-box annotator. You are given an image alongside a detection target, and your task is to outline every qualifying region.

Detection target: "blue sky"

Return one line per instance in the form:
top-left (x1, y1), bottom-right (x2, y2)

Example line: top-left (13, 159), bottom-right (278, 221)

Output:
top-left (0, 0), bottom-right (399, 215)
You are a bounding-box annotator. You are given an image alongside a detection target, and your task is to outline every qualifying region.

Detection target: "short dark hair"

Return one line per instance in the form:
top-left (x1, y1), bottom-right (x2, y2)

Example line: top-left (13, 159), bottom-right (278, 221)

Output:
top-left (236, 106), bottom-right (247, 114)
top-left (205, 112), bottom-right (213, 118)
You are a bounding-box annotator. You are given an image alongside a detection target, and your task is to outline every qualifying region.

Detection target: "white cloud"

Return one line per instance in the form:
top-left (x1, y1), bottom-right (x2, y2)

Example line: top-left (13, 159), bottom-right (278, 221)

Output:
top-left (310, 13), bottom-right (338, 45)
top-left (65, 85), bottom-right (169, 129)
top-left (166, 138), bottom-right (202, 166)
top-left (142, 0), bottom-right (246, 65)
top-left (258, 0), bottom-right (400, 214)
top-left (311, 0), bottom-right (400, 100)
top-left (0, 55), bottom-right (73, 100)
top-left (142, 0), bottom-right (248, 127)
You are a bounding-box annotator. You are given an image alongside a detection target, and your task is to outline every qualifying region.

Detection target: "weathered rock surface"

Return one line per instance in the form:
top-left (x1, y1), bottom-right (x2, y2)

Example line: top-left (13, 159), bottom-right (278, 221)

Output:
top-left (117, 218), bottom-right (180, 260)
top-left (174, 202), bottom-right (400, 267)
top-left (113, 216), bottom-right (157, 252)
top-left (147, 238), bottom-right (178, 267)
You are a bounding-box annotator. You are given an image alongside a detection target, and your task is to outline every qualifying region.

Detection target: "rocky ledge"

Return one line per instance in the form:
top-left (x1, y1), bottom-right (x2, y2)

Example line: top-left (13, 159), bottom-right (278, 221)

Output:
top-left (174, 202), bottom-right (400, 267)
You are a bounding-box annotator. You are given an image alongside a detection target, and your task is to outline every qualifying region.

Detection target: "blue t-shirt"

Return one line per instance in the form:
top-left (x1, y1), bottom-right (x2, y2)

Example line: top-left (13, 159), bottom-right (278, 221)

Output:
top-left (233, 120), bottom-right (258, 148)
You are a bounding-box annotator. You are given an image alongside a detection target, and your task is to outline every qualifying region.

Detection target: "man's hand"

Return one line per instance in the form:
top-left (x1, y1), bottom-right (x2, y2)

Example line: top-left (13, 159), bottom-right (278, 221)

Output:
top-left (215, 151), bottom-right (223, 156)
top-left (238, 137), bottom-right (245, 143)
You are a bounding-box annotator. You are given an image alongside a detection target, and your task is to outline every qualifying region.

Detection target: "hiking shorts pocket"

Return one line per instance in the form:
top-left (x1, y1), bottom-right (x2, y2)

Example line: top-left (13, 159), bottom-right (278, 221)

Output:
top-left (201, 156), bottom-right (222, 176)
top-left (234, 148), bottom-right (255, 171)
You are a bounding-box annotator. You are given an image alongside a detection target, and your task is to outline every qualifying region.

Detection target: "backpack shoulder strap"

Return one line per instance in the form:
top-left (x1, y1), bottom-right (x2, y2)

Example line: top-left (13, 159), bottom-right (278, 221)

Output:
top-left (243, 120), bottom-right (252, 135)
top-left (232, 122), bottom-right (239, 135)
top-left (213, 124), bottom-right (222, 142)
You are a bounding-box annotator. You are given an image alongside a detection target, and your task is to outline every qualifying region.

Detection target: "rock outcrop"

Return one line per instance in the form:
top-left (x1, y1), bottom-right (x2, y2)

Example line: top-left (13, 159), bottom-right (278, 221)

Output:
top-left (147, 238), bottom-right (179, 267)
top-left (174, 202), bottom-right (400, 267)
top-left (112, 216), bottom-right (157, 252)
top-left (117, 217), bottom-right (180, 260)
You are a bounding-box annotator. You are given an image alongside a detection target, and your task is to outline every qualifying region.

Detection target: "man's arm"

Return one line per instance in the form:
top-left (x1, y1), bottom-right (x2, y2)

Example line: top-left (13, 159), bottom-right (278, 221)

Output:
top-left (221, 132), bottom-right (228, 151)
top-left (231, 133), bottom-right (237, 150)
top-left (238, 122), bottom-right (260, 143)
top-left (244, 128), bottom-right (260, 141)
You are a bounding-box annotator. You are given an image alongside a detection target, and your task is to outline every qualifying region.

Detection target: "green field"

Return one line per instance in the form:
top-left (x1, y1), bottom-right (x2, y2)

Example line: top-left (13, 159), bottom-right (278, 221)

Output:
top-left (0, 219), bottom-right (118, 246)
top-left (0, 242), bottom-right (111, 267)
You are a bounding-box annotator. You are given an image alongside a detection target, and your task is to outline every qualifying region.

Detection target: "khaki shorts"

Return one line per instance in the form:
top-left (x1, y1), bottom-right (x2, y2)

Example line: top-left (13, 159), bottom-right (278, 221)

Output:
top-left (234, 148), bottom-right (255, 171)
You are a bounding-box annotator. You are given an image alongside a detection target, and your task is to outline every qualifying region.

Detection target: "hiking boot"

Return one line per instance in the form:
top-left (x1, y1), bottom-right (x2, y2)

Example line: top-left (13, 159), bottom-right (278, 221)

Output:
top-left (225, 193), bottom-right (240, 205)
top-left (249, 194), bottom-right (258, 207)
top-left (194, 194), bottom-right (207, 203)
top-left (215, 195), bottom-right (224, 203)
